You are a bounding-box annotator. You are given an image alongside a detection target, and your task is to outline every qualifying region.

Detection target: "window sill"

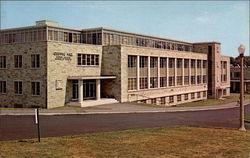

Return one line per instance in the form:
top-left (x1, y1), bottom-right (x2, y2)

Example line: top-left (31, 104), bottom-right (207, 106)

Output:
top-left (76, 65), bottom-right (100, 67)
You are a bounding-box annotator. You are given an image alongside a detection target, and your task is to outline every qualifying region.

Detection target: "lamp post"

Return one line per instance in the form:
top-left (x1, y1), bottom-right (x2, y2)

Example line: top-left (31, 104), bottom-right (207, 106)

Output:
top-left (238, 44), bottom-right (246, 131)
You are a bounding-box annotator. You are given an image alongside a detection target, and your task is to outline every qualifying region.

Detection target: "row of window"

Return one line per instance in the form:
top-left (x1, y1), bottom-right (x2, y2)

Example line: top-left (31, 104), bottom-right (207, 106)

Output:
top-left (139, 91), bottom-right (207, 105)
top-left (77, 54), bottom-right (99, 66)
top-left (0, 81), bottom-right (41, 95)
top-left (128, 56), bottom-right (207, 69)
top-left (0, 54), bottom-right (40, 69)
top-left (128, 75), bottom-right (207, 90)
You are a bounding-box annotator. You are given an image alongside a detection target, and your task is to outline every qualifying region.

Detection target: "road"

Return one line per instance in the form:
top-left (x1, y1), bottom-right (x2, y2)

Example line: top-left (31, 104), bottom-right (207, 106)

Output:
top-left (1, 105), bottom-right (250, 141)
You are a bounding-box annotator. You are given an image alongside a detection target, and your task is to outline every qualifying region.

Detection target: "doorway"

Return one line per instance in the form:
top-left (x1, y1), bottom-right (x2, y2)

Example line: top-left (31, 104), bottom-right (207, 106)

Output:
top-left (83, 80), bottom-right (96, 100)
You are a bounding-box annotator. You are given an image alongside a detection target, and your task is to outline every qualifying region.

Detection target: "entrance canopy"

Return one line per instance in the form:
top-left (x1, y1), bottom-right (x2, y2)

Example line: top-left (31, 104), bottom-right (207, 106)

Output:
top-left (68, 75), bottom-right (116, 80)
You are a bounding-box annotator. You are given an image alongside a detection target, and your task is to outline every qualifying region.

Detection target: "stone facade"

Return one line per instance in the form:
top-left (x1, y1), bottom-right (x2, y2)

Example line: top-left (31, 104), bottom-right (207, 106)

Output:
top-left (0, 21), bottom-right (231, 108)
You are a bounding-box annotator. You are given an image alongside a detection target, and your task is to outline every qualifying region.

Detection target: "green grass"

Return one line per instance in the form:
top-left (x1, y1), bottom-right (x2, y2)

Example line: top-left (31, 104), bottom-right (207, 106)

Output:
top-left (0, 126), bottom-right (249, 158)
top-left (0, 106), bottom-right (110, 111)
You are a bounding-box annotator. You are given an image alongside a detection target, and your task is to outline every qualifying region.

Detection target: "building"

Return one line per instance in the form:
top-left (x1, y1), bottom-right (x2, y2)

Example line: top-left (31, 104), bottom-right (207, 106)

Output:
top-left (230, 64), bottom-right (250, 94)
top-left (0, 20), bottom-right (230, 108)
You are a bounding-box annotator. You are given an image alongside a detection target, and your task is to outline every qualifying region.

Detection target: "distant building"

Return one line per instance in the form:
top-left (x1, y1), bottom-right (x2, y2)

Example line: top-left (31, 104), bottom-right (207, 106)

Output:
top-left (0, 20), bottom-right (230, 108)
top-left (230, 64), bottom-right (250, 94)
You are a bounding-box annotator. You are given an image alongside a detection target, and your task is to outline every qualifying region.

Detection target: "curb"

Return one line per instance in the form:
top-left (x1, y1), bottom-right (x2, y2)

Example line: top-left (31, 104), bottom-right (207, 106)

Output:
top-left (0, 105), bottom-right (240, 116)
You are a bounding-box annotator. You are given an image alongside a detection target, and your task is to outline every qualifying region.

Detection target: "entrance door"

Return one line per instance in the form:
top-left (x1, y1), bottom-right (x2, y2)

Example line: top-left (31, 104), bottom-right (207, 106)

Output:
top-left (83, 80), bottom-right (96, 100)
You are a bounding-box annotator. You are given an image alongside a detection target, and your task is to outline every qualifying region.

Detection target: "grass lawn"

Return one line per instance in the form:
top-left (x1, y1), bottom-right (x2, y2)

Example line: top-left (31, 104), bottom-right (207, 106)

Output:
top-left (127, 93), bottom-right (250, 108)
top-left (0, 126), bottom-right (249, 158)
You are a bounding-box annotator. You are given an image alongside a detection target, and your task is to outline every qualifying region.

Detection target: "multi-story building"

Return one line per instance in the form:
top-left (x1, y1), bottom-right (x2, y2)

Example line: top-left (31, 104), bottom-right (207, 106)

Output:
top-left (230, 64), bottom-right (250, 94)
top-left (0, 20), bottom-right (230, 108)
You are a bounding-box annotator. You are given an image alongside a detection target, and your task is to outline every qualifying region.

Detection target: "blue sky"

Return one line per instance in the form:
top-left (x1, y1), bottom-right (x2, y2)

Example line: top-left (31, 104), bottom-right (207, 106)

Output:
top-left (1, 1), bottom-right (249, 57)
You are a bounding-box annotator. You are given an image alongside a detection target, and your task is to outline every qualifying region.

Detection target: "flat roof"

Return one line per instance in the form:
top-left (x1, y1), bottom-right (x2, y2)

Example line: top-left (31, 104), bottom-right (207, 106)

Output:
top-left (68, 75), bottom-right (116, 80)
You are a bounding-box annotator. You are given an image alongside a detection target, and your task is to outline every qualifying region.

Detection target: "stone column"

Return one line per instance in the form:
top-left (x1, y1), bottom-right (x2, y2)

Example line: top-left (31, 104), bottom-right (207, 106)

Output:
top-left (158, 57), bottom-right (160, 88)
top-left (96, 79), bottom-right (101, 100)
top-left (148, 56), bottom-right (150, 89)
top-left (137, 56), bottom-right (140, 90)
top-left (78, 80), bottom-right (84, 106)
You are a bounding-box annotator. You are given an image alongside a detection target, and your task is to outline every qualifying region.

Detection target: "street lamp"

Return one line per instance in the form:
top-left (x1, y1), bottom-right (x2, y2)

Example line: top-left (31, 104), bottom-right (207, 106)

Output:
top-left (238, 44), bottom-right (246, 131)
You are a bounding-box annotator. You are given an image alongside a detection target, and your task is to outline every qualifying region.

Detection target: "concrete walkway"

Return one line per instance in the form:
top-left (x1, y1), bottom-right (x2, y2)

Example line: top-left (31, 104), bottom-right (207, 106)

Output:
top-left (0, 100), bottom-right (249, 116)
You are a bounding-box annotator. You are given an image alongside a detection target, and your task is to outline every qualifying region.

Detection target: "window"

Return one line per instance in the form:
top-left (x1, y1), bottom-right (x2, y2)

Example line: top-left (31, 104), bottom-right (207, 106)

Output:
top-left (0, 56), bottom-right (7, 68)
top-left (169, 96), bottom-right (174, 103)
top-left (203, 75), bottom-right (207, 83)
top-left (177, 59), bottom-right (182, 68)
top-left (169, 76), bottom-right (175, 87)
top-left (168, 58), bottom-right (175, 68)
top-left (139, 56), bottom-right (148, 68)
top-left (177, 95), bottom-right (182, 102)
top-left (77, 54), bottom-right (99, 66)
top-left (191, 93), bottom-right (195, 99)
top-left (184, 94), bottom-right (188, 100)
top-left (177, 76), bottom-right (183, 86)
top-left (184, 59), bottom-right (189, 68)
top-left (191, 60), bottom-right (195, 68)
top-left (191, 76), bottom-right (196, 84)
top-left (150, 77), bottom-right (158, 88)
top-left (31, 54), bottom-right (40, 68)
top-left (150, 57), bottom-right (158, 68)
top-left (203, 60), bottom-right (207, 68)
top-left (197, 75), bottom-right (202, 84)
top-left (0, 81), bottom-right (7, 94)
top-left (14, 55), bottom-right (22, 68)
top-left (160, 97), bottom-right (165, 105)
top-left (203, 91), bottom-right (207, 97)
top-left (184, 76), bottom-right (189, 85)
top-left (151, 98), bottom-right (156, 104)
top-left (139, 77), bottom-right (148, 89)
top-left (197, 92), bottom-right (201, 98)
top-left (128, 78), bottom-right (137, 90)
top-left (223, 89), bottom-right (227, 95)
top-left (31, 81), bottom-right (41, 96)
top-left (160, 77), bottom-right (167, 87)
top-left (128, 56), bottom-right (137, 68)
top-left (197, 60), bottom-right (201, 68)
top-left (14, 81), bottom-right (23, 95)
top-left (160, 58), bottom-right (167, 68)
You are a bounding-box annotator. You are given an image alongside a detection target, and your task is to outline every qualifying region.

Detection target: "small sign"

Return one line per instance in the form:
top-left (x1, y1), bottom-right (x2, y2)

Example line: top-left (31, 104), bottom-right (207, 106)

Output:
top-left (53, 52), bottom-right (73, 61)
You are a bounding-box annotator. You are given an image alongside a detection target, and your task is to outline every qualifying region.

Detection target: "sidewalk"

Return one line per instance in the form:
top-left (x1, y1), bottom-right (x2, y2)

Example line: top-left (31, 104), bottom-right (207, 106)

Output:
top-left (0, 100), bottom-right (249, 116)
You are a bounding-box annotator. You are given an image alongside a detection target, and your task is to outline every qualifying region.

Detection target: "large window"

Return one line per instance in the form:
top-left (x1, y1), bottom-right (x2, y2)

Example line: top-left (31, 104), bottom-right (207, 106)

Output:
top-left (31, 54), bottom-right (40, 68)
top-left (160, 77), bottom-right (167, 87)
top-left (191, 59), bottom-right (195, 68)
top-left (177, 95), bottom-right (182, 102)
top-left (177, 59), bottom-right (182, 68)
top-left (150, 57), bottom-right (158, 68)
top-left (150, 77), bottom-right (158, 88)
top-left (184, 59), bottom-right (189, 68)
top-left (77, 54), bottom-right (99, 66)
top-left (169, 58), bottom-right (175, 68)
top-left (203, 75), bottom-right (207, 83)
top-left (128, 78), bottom-right (137, 90)
top-left (128, 56), bottom-right (137, 68)
top-left (197, 75), bottom-right (202, 84)
top-left (160, 58), bottom-right (167, 68)
top-left (177, 76), bottom-right (183, 86)
top-left (0, 81), bottom-right (6, 94)
top-left (14, 55), bottom-right (22, 68)
top-left (14, 81), bottom-right (23, 95)
top-left (191, 76), bottom-right (196, 85)
top-left (31, 81), bottom-right (41, 96)
top-left (184, 76), bottom-right (189, 85)
top-left (169, 96), bottom-right (174, 103)
top-left (139, 77), bottom-right (148, 89)
top-left (140, 56), bottom-right (148, 68)
top-left (0, 56), bottom-right (6, 68)
top-left (169, 76), bottom-right (175, 87)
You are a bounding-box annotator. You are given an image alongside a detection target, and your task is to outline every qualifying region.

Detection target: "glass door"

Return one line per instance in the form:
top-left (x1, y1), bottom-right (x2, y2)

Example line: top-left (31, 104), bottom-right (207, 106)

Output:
top-left (83, 80), bottom-right (96, 100)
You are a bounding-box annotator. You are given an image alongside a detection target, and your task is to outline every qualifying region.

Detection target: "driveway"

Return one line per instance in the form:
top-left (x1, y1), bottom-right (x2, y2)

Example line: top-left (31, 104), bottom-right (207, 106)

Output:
top-left (1, 105), bottom-right (249, 141)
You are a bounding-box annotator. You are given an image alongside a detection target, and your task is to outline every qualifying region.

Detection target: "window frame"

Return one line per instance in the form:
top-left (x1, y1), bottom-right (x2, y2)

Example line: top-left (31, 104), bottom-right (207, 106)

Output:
top-left (0, 80), bottom-right (7, 94)
top-left (0, 56), bottom-right (7, 69)
top-left (14, 80), bottom-right (23, 95)
top-left (31, 81), bottom-right (41, 96)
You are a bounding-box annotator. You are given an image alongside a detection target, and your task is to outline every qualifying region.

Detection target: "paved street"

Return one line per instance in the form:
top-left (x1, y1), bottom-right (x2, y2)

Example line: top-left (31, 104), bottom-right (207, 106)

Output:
top-left (1, 105), bottom-right (249, 141)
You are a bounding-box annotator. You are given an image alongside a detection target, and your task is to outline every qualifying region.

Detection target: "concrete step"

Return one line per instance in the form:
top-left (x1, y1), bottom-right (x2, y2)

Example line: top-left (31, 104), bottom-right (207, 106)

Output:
top-left (67, 98), bottom-right (118, 107)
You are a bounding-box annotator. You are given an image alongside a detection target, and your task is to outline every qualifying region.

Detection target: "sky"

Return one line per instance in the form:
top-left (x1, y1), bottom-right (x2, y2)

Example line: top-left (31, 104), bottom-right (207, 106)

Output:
top-left (1, 1), bottom-right (249, 57)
